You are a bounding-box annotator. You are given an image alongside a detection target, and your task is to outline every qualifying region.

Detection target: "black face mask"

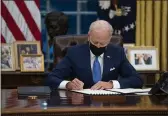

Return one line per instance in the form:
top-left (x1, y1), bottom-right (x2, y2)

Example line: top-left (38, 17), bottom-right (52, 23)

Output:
top-left (89, 42), bottom-right (106, 56)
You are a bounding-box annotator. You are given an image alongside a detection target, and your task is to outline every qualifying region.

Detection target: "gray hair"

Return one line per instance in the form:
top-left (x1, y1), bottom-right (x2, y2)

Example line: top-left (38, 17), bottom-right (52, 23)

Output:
top-left (89, 20), bottom-right (113, 35)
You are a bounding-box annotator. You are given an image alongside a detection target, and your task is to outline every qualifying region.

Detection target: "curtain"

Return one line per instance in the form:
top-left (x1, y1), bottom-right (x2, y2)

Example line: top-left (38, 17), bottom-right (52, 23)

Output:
top-left (136, 0), bottom-right (168, 81)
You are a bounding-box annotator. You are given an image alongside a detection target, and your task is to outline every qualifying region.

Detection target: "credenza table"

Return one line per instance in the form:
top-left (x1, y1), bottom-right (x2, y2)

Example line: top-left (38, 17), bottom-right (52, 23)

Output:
top-left (1, 71), bottom-right (163, 88)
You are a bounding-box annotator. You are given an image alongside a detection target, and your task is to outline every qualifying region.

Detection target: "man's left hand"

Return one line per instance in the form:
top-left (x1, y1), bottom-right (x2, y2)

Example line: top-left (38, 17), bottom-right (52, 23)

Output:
top-left (91, 81), bottom-right (113, 90)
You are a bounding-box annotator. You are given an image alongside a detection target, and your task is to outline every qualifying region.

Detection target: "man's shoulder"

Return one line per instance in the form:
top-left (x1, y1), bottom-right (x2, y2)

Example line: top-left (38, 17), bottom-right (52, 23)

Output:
top-left (107, 44), bottom-right (123, 51)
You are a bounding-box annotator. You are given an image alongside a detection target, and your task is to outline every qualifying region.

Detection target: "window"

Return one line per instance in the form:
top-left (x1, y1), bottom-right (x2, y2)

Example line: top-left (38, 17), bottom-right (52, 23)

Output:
top-left (40, 0), bottom-right (97, 70)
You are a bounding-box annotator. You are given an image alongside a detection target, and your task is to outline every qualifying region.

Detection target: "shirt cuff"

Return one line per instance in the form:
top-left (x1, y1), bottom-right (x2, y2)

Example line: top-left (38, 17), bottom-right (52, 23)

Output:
top-left (112, 80), bottom-right (120, 89)
top-left (58, 80), bottom-right (70, 89)
top-left (58, 90), bottom-right (67, 98)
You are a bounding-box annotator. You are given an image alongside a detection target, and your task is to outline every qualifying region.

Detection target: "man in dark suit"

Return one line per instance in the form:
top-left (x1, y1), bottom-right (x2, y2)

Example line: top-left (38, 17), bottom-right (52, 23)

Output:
top-left (47, 20), bottom-right (143, 90)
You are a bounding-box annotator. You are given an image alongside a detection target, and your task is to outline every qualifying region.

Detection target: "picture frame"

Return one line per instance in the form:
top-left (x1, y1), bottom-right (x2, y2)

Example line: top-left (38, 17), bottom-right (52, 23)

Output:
top-left (20, 54), bottom-right (44, 72)
top-left (127, 46), bottom-right (159, 71)
top-left (1, 43), bottom-right (15, 71)
top-left (14, 41), bottom-right (41, 70)
top-left (123, 43), bottom-right (135, 57)
top-left (123, 43), bottom-right (135, 47)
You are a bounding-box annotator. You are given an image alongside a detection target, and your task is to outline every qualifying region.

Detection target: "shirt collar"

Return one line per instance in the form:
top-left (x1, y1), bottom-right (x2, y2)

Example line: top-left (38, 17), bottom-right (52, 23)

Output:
top-left (90, 50), bottom-right (104, 58)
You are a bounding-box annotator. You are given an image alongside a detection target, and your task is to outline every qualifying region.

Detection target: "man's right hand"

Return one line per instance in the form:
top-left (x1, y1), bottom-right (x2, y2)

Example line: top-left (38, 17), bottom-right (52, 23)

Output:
top-left (66, 78), bottom-right (84, 90)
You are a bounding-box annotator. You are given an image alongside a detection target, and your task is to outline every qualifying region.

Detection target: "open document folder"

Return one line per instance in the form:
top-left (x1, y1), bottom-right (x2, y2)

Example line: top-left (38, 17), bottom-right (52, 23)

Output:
top-left (71, 88), bottom-right (151, 95)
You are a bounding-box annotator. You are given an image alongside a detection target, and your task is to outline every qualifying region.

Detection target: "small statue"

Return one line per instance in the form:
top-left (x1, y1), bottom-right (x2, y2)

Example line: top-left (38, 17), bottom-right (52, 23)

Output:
top-left (45, 11), bottom-right (68, 47)
top-left (44, 11), bottom-right (68, 71)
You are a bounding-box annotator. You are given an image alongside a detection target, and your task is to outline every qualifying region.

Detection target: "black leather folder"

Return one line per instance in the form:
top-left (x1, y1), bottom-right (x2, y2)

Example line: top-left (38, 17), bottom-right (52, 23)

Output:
top-left (17, 86), bottom-right (51, 99)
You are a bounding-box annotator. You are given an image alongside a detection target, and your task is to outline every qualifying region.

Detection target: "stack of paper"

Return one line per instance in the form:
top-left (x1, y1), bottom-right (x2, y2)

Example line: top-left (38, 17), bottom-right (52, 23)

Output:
top-left (71, 88), bottom-right (151, 95)
top-left (72, 89), bottom-right (120, 95)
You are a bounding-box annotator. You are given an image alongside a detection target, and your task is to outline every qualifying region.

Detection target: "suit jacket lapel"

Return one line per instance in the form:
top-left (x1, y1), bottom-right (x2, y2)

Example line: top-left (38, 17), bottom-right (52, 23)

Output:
top-left (102, 46), bottom-right (115, 79)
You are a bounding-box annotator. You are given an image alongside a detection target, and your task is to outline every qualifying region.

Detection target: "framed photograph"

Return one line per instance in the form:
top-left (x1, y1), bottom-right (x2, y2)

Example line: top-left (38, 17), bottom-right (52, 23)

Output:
top-left (123, 43), bottom-right (135, 57)
top-left (14, 41), bottom-right (41, 70)
top-left (1, 44), bottom-right (15, 71)
top-left (20, 54), bottom-right (44, 72)
top-left (127, 46), bottom-right (159, 71)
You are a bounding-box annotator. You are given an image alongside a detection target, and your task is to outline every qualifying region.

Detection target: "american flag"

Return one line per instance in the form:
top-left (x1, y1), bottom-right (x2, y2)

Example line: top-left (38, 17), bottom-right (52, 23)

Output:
top-left (1, 0), bottom-right (41, 43)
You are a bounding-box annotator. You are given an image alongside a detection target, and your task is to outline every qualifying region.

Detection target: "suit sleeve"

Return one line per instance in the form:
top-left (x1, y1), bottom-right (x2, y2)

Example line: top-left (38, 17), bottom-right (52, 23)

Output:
top-left (118, 48), bottom-right (143, 88)
top-left (46, 48), bottom-right (73, 89)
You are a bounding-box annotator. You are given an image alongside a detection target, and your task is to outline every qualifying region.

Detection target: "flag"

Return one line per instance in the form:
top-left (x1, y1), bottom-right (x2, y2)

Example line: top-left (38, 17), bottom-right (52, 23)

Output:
top-left (97, 0), bottom-right (136, 43)
top-left (1, 0), bottom-right (41, 43)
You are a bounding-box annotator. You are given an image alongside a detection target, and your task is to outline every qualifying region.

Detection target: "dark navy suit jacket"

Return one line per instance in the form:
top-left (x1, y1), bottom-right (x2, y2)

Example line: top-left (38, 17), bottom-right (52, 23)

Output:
top-left (47, 43), bottom-right (143, 89)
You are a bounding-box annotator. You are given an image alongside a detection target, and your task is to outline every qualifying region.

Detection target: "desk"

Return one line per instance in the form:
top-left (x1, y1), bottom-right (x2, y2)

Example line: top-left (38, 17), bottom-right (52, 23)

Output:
top-left (1, 89), bottom-right (168, 116)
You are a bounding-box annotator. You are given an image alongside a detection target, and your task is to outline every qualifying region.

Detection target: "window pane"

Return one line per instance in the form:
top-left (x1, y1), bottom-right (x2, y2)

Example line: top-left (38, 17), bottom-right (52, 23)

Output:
top-left (81, 15), bottom-right (97, 34)
top-left (40, 0), bottom-right (47, 11)
top-left (50, 0), bottom-right (77, 11)
top-left (78, 0), bottom-right (98, 11)
top-left (66, 15), bottom-right (77, 34)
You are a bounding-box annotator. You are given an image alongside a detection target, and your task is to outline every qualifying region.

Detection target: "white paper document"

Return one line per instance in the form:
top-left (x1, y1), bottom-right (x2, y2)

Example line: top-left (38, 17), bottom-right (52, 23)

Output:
top-left (135, 92), bottom-right (151, 95)
top-left (71, 89), bottom-right (120, 95)
top-left (106, 88), bottom-right (151, 94)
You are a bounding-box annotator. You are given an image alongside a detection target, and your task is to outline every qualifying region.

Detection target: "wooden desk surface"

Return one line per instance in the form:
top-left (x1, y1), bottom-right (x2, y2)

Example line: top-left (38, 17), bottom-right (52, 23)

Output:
top-left (1, 89), bottom-right (168, 116)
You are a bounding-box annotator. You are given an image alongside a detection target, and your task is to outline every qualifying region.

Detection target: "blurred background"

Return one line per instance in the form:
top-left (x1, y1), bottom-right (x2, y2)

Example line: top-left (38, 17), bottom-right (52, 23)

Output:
top-left (1, 0), bottom-right (168, 72)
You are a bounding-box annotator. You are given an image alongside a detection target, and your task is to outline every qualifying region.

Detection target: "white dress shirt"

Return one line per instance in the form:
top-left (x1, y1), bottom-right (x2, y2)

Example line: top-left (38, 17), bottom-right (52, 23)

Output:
top-left (58, 51), bottom-right (120, 89)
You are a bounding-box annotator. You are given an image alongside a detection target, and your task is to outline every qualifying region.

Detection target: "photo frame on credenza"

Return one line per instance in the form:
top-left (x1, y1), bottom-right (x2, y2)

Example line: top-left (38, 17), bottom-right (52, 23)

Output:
top-left (20, 54), bottom-right (44, 72)
top-left (14, 41), bottom-right (41, 70)
top-left (123, 43), bottom-right (135, 57)
top-left (1, 43), bottom-right (15, 71)
top-left (127, 46), bottom-right (159, 71)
